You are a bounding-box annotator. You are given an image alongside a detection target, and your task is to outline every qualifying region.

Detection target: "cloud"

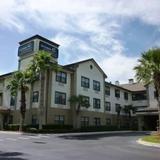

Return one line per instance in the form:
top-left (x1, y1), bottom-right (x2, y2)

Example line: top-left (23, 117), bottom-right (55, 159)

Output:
top-left (100, 53), bottom-right (138, 83)
top-left (0, 0), bottom-right (159, 82)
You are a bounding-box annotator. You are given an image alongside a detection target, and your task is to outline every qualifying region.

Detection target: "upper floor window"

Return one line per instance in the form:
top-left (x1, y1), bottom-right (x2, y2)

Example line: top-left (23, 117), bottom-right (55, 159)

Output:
top-left (105, 102), bottom-right (111, 111)
top-left (81, 96), bottom-right (90, 107)
top-left (124, 92), bottom-right (128, 100)
top-left (93, 98), bottom-right (101, 109)
top-left (55, 91), bottom-right (66, 105)
top-left (54, 115), bottom-right (65, 125)
top-left (32, 91), bottom-right (39, 103)
top-left (132, 91), bottom-right (147, 101)
top-left (115, 103), bottom-right (121, 112)
top-left (105, 86), bottom-right (110, 96)
top-left (56, 71), bottom-right (67, 83)
top-left (115, 89), bottom-right (120, 98)
top-left (154, 90), bottom-right (158, 99)
top-left (0, 93), bottom-right (2, 106)
top-left (81, 76), bottom-right (90, 88)
top-left (10, 96), bottom-right (15, 106)
top-left (93, 80), bottom-right (100, 91)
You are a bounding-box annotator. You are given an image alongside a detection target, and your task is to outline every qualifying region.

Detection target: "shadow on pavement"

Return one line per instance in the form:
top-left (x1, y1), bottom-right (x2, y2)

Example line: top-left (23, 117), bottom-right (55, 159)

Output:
top-left (58, 132), bottom-right (150, 140)
top-left (0, 151), bottom-right (27, 160)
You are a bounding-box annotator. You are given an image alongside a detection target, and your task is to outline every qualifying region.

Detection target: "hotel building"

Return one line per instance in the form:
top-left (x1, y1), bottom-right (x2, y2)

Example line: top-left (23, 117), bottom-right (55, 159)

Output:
top-left (0, 35), bottom-right (159, 130)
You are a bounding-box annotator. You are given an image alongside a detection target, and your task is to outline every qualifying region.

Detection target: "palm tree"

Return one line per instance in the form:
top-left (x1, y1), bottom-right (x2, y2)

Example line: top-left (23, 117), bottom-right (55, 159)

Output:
top-left (7, 71), bottom-right (31, 131)
top-left (116, 105), bottom-right (122, 129)
top-left (69, 95), bottom-right (90, 128)
top-left (134, 48), bottom-right (160, 131)
top-left (30, 51), bottom-right (59, 129)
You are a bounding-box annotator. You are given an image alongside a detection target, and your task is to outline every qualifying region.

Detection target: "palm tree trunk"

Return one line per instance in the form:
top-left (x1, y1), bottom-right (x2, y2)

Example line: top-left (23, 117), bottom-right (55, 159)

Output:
top-left (39, 70), bottom-right (45, 130)
top-left (45, 69), bottom-right (50, 125)
top-left (19, 86), bottom-right (26, 132)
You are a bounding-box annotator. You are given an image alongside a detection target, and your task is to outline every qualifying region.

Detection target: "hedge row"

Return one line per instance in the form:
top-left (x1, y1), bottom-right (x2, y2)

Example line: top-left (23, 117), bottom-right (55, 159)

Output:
top-left (4, 124), bottom-right (137, 133)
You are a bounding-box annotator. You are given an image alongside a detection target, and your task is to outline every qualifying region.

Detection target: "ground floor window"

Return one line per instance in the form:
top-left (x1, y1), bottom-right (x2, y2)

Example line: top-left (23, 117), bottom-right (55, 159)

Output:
top-left (94, 117), bottom-right (101, 126)
top-left (106, 118), bottom-right (111, 126)
top-left (54, 115), bottom-right (65, 125)
top-left (81, 116), bottom-right (89, 127)
top-left (32, 115), bottom-right (38, 125)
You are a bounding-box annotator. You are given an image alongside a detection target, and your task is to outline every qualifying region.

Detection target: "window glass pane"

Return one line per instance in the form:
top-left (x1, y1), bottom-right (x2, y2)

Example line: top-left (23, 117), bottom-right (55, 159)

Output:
top-left (10, 96), bottom-right (15, 106)
top-left (115, 89), bottom-right (120, 98)
top-left (93, 98), bottom-right (101, 109)
top-left (81, 76), bottom-right (90, 88)
top-left (55, 91), bottom-right (66, 105)
top-left (93, 80), bottom-right (100, 91)
top-left (56, 72), bottom-right (67, 83)
top-left (105, 86), bottom-right (110, 96)
top-left (32, 91), bottom-right (39, 102)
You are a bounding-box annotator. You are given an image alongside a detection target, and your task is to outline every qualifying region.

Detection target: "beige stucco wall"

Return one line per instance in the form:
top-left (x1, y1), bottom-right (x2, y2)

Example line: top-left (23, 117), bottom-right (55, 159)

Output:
top-left (75, 60), bottom-right (105, 113)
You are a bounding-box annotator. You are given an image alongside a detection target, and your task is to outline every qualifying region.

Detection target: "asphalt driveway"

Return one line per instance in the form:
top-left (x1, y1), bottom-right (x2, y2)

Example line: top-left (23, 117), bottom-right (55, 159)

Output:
top-left (0, 131), bottom-right (159, 160)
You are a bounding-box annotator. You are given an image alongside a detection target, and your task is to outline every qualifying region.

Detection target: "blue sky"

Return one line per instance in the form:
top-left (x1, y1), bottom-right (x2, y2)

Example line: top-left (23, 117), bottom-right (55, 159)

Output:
top-left (0, 0), bottom-right (160, 83)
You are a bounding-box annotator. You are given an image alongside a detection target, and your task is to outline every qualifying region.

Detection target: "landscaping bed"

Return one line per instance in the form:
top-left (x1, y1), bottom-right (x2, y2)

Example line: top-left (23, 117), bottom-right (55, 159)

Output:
top-left (142, 133), bottom-right (160, 144)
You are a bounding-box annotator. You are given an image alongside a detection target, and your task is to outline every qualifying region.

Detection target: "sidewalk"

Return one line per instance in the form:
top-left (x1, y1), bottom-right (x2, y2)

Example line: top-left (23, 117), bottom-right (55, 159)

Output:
top-left (137, 138), bottom-right (160, 148)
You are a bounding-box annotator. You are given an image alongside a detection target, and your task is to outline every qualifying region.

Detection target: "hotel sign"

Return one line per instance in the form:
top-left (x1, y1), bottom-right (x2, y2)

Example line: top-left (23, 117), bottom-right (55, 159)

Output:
top-left (18, 41), bottom-right (34, 56)
top-left (39, 41), bottom-right (58, 58)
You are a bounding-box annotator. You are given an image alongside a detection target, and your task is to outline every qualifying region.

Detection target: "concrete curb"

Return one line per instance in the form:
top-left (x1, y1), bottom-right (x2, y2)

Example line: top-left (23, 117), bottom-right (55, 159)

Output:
top-left (0, 131), bottom-right (22, 135)
top-left (137, 138), bottom-right (160, 148)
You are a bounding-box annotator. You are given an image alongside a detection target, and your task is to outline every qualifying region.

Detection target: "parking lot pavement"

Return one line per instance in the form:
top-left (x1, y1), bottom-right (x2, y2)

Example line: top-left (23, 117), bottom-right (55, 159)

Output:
top-left (0, 131), bottom-right (159, 160)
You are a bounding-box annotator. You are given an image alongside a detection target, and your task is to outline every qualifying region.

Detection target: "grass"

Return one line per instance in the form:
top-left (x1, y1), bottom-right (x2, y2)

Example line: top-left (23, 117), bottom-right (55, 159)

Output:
top-left (142, 134), bottom-right (160, 144)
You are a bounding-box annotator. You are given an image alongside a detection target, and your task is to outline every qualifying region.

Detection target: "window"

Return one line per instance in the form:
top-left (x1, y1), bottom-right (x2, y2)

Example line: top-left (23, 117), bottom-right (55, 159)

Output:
top-left (32, 91), bottom-right (39, 102)
top-left (32, 115), bottom-right (37, 125)
top-left (93, 80), bottom-right (100, 91)
top-left (93, 98), bottom-right (101, 109)
top-left (81, 116), bottom-right (89, 127)
top-left (81, 96), bottom-right (90, 107)
top-left (81, 76), bottom-right (90, 88)
top-left (94, 117), bottom-right (101, 126)
top-left (9, 115), bottom-right (13, 124)
top-left (124, 92), bottom-right (128, 100)
top-left (105, 86), bottom-right (110, 96)
top-left (106, 118), bottom-right (111, 125)
top-left (10, 96), bottom-right (15, 106)
top-left (154, 90), bottom-right (158, 99)
top-left (0, 93), bottom-right (2, 106)
top-left (56, 71), bottom-right (67, 83)
top-left (132, 91), bottom-right (147, 101)
top-left (55, 115), bottom-right (64, 125)
top-left (55, 91), bottom-right (66, 105)
top-left (105, 102), bottom-right (111, 111)
top-left (115, 104), bottom-right (121, 112)
top-left (115, 89), bottom-right (120, 98)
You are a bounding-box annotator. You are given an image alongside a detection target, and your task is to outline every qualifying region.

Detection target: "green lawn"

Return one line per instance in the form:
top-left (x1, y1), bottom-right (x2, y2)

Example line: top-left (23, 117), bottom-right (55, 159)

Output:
top-left (142, 135), bottom-right (160, 144)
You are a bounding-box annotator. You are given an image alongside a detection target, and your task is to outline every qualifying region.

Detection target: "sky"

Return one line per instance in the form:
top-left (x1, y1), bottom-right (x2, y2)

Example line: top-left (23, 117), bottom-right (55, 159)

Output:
top-left (0, 0), bottom-right (160, 84)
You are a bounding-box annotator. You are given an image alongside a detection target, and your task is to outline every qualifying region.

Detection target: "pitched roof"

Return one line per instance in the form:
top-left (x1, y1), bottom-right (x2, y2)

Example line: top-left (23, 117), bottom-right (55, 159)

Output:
top-left (19, 35), bottom-right (60, 47)
top-left (120, 83), bottom-right (146, 92)
top-left (64, 58), bottom-right (107, 78)
top-left (105, 82), bottom-right (131, 92)
top-left (0, 71), bottom-right (15, 79)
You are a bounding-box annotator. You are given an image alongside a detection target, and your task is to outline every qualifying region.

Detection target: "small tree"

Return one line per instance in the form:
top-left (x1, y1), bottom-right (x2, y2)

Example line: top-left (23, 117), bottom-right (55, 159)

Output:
top-left (69, 95), bottom-right (90, 128)
top-left (7, 71), bottom-right (31, 131)
top-left (134, 48), bottom-right (160, 131)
